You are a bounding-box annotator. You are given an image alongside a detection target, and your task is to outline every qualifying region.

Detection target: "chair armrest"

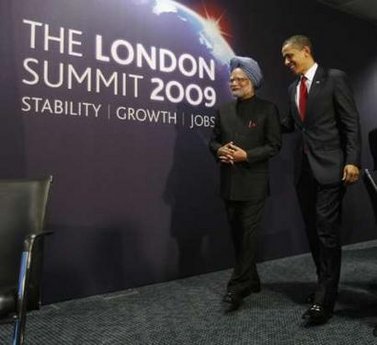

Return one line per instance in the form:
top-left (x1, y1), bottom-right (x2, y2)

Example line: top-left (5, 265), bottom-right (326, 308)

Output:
top-left (23, 231), bottom-right (54, 253)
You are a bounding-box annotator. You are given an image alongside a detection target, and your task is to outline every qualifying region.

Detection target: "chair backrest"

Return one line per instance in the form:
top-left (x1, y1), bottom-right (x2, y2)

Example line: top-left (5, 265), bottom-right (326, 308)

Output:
top-left (0, 177), bottom-right (52, 310)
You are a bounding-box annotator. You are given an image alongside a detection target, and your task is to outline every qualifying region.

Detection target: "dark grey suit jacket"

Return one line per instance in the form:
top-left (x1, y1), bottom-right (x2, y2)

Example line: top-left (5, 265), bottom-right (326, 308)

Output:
top-left (282, 66), bottom-right (361, 185)
top-left (209, 96), bottom-right (281, 201)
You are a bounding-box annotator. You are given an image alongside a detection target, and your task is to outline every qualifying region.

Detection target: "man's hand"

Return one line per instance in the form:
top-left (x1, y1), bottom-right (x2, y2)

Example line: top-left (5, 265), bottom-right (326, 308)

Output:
top-left (217, 142), bottom-right (248, 164)
top-left (342, 164), bottom-right (360, 185)
top-left (228, 143), bottom-right (247, 163)
top-left (217, 142), bottom-right (235, 164)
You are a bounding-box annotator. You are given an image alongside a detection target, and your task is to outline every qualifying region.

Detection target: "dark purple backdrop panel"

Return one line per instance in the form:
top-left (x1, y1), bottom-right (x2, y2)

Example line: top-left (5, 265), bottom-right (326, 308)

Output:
top-left (0, 0), bottom-right (376, 303)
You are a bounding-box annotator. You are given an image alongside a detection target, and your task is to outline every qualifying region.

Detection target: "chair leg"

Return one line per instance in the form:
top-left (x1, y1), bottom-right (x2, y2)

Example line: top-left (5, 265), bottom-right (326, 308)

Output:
top-left (12, 319), bottom-right (23, 345)
top-left (12, 250), bottom-right (30, 345)
top-left (12, 233), bottom-right (52, 345)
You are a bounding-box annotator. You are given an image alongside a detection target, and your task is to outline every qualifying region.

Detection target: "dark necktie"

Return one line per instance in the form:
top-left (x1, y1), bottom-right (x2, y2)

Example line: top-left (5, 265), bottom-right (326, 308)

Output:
top-left (299, 75), bottom-right (308, 121)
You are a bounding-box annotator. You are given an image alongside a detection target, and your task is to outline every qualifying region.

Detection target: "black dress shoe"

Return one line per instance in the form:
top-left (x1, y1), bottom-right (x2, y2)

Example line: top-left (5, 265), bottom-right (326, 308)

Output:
top-left (302, 304), bottom-right (332, 325)
top-left (223, 292), bottom-right (242, 311)
top-left (223, 291), bottom-right (240, 303)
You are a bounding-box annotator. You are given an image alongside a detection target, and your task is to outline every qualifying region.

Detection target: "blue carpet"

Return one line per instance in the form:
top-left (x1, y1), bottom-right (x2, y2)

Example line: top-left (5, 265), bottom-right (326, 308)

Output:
top-left (1, 240), bottom-right (377, 344)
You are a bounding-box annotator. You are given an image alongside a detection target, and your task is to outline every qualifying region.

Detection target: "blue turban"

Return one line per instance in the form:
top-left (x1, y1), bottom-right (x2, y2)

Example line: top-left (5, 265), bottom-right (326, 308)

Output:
top-left (230, 56), bottom-right (263, 89)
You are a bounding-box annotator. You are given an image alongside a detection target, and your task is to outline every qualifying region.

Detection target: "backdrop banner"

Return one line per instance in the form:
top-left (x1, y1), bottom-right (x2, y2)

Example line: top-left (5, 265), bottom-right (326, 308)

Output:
top-left (1, 0), bottom-right (376, 302)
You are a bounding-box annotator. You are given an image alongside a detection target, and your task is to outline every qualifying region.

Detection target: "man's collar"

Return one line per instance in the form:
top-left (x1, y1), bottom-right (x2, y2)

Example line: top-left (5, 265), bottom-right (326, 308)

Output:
top-left (303, 63), bottom-right (318, 81)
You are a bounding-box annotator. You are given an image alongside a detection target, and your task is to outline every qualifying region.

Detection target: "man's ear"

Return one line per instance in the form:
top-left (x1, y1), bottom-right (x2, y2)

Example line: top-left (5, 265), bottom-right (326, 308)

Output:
top-left (303, 45), bottom-right (312, 56)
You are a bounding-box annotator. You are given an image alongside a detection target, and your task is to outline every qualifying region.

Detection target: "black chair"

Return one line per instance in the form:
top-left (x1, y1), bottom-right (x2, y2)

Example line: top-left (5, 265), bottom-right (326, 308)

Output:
top-left (0, 177), bottom-right (52, 345)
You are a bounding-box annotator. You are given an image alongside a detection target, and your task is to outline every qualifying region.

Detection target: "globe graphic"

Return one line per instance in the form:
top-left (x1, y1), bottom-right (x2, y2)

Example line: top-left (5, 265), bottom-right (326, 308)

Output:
top-left (124, 0), bottom-right (235, 110)
top-left (149, 0), bottom-right (234, 64)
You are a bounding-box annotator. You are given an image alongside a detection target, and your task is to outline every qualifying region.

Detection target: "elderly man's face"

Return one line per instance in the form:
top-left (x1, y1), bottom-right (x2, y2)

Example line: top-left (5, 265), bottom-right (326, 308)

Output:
top-left (229, 68), bottom-right (254, 100)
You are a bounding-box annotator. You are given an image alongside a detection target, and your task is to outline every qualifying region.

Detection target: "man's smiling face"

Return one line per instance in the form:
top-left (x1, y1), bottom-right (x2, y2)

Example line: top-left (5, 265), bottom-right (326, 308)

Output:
top-left (282, 43), bottom-right (311, 75)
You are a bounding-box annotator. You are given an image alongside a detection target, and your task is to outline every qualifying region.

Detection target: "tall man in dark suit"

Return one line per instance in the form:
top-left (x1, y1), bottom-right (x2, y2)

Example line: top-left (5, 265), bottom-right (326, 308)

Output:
top-left (209, 56), bottom-right (281, 311)
top-left (281, 35), bottom-right (361, 325)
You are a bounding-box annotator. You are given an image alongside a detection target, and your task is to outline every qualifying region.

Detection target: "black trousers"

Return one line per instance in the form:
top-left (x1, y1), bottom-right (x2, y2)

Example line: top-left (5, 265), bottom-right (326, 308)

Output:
top-left (297, 155), bottom-right (345, 311)
top-left (224, 199), bottom-right (265, 295)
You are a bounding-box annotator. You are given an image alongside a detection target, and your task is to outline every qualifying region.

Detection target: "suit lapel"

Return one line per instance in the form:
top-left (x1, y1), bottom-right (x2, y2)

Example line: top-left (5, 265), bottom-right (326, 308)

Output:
top-left (290, 80), bottom-right (301, 123)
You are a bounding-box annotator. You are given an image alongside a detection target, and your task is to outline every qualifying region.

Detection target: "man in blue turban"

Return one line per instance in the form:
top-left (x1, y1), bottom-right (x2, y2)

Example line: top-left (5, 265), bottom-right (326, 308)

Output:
top-left (229, 56), bottom-right (264, 90)
top-left (209, 56), bottom-right (281, 311)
